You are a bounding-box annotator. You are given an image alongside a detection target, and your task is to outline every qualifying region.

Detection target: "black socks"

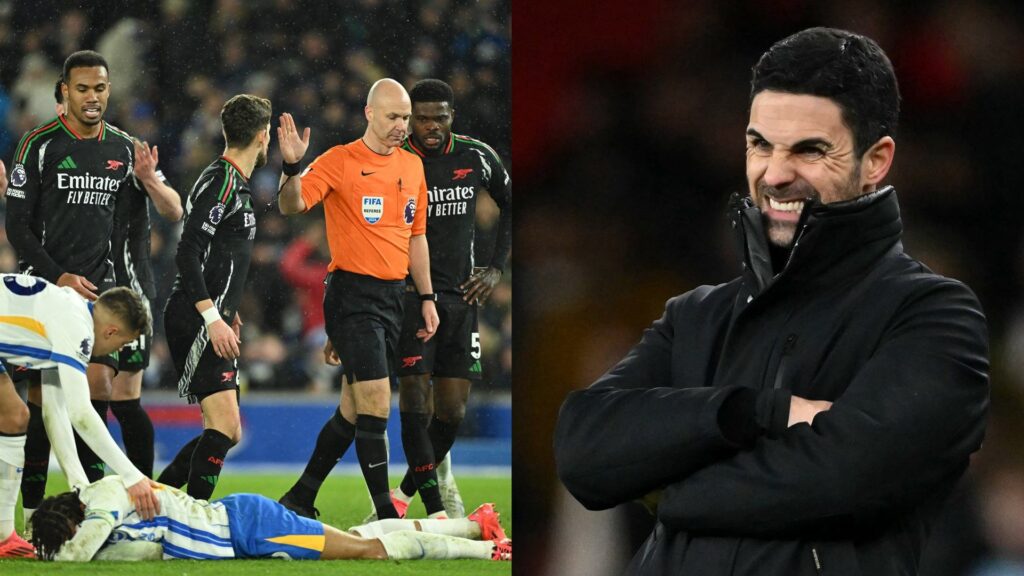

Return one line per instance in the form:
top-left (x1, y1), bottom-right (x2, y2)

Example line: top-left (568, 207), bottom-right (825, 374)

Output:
top-left (290, 408), bottom-right (355, 504)
top-left (399, 415), bottom-right (460, 497)
top-left (73, 400), bottom-right (109, 482)
top-left (400, 411), bottom-right (443, 515)
top-left (20, 402), bottom-right (48, 510)
top-left (156, 434), bottom-right (200, 488)
top-left (186, 429), bottom-right (234, 500)
top-left (356, 414), bottom-right (397, 519)
top-left (110, 398), bottom-right (155, 478)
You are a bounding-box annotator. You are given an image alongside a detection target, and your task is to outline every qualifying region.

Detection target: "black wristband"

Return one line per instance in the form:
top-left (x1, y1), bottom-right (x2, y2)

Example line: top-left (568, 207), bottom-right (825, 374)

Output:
top-left (419, 292), bottom-right (438, 302)
top-left (282, 160), bottom-right (301, 176)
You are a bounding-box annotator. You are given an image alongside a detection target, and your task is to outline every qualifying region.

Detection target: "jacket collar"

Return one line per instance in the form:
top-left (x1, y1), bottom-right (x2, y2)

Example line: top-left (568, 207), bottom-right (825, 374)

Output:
top-left (730, 185), bottom-right (903, 295)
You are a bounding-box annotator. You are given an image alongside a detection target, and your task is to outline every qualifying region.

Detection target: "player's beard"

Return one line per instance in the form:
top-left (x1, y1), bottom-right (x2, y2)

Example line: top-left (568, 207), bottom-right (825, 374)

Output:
top-left (255, 147), bottom-right (268, 168)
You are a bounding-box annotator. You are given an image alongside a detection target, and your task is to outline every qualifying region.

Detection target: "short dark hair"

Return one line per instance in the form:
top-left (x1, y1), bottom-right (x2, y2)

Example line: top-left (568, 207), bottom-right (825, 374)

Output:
top-left (97, 287), bottom-right (151, 336)
top-left (410, 79), bottom-right (455, 107)
top-left (54, 77), bottom-right (63, 105)
top-left (62, 50), bottom-right (108, 83)
top-left (30, 491), bottom-right (85, 561)
top-left (221, 94), bottom-right (272, 148)
top-left (750, 27), bottom-right (900, 156)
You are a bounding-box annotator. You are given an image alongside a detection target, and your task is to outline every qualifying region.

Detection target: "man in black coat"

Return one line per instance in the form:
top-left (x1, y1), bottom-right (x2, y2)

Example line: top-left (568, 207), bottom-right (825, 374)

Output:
top-left (553, 27), bottom-right (990, 576)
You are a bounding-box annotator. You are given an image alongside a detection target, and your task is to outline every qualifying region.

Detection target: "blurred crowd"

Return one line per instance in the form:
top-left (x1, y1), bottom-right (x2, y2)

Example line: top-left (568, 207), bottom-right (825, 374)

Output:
top-left (0, 0), bottom-right (511, 405)
top-left (516, 0), bottom-right (1024, 574)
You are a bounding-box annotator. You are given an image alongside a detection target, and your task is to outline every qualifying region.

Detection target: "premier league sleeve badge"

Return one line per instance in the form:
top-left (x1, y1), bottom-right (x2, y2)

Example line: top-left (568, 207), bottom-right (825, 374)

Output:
top-left (404, 198), bottom-right (416, 225)
top-left (10, 163), bottom-right (28, 188)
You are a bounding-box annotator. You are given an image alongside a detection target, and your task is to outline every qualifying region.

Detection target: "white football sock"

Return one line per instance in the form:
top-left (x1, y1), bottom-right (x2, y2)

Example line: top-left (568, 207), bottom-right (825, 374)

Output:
top-left (350, 517), bottom-right (478, 539)
top-left (378, 530), bottom-right (492, 560)
top-left (0, 434), bottom-right (26, 539)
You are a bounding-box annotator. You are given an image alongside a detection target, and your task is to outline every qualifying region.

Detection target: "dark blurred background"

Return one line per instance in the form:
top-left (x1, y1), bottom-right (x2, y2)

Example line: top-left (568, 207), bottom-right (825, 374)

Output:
top-left (0, 0), bottom-right (510, 400)
top-left (515, 1), bottom-right (1024, 574)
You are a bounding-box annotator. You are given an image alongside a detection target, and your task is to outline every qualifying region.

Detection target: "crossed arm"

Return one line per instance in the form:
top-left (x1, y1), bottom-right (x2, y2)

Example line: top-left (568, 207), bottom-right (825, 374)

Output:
top-left (554, 281), bottom-right (989, 537)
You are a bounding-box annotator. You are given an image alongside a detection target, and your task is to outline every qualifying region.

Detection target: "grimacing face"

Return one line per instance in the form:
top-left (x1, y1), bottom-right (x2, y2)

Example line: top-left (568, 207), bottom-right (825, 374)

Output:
top-left (63, 66), bottom-right (109, 126)
top-left (745, 91), bottom-right (893, 248)
top-left (410, 101), bottom-right (454, 153)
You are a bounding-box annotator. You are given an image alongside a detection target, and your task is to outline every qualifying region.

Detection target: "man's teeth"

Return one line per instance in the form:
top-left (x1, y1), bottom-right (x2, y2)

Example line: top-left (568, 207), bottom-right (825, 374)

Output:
top-left (768, 198), bottom-right (804, 212)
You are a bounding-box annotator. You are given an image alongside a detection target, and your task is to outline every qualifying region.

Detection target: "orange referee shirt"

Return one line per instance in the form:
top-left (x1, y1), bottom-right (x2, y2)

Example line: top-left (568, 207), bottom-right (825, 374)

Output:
top-left (299, 139), bottom-right (428, 280)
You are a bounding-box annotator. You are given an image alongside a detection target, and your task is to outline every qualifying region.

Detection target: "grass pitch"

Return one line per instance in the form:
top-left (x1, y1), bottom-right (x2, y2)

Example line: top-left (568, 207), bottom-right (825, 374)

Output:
top-left (2, 471), bottom-right (512, 575)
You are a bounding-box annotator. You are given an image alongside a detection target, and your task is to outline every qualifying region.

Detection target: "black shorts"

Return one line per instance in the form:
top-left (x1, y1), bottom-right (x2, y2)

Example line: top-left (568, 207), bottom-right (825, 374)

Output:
top-left (323, 270), bottom-right (405, 383)
top-left (397, 291), bottom-right (481, 380)
top-left (164, 293), bottom-right (238, 404)
top-left (117, 333), bottom-right (150, 373)
top-left (90, 351), bottom-right (120, 375)
top-left (117, 298), bottom-right (151, 372)
top-left (7, 353), bottom-right (119, 383)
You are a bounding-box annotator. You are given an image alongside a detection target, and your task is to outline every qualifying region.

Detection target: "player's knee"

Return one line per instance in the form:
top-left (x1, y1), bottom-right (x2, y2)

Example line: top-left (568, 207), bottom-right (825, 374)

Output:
top-left (229, 425), bottom-right (242, 445)
top-left (223, 419), bottom-right (243, 445)
top-left (398, 386), bottom-right (430, 413)
top-left (435, 402), bottom-right (466, 425)
top-left (0, 401), bottom-right (30, 433)
top-left (208, 416), bottom-right (242, 444)
top-left (354, 384), bottom-right (391, 417)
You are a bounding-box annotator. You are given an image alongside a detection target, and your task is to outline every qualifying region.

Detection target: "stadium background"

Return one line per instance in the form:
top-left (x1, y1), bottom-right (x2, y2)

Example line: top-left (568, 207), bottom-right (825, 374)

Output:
top-left (0, 0), bottom-right (510, 519)
top-left (515, 1), bottom-right (1024, 574)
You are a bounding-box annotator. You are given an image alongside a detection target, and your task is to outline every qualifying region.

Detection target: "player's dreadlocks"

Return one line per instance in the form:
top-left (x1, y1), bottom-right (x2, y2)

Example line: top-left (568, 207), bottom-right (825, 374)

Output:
top-left (29, 490), bottom-right (85, 561)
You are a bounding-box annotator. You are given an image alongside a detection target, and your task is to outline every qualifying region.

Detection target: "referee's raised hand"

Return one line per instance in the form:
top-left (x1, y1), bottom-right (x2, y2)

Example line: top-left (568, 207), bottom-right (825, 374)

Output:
top-left (277, 112), bottom-right (310, 164)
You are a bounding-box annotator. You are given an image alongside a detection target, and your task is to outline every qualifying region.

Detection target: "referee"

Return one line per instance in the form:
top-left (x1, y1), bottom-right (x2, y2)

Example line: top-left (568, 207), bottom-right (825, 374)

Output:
top-left (276, 79), bottom-right (439, 521)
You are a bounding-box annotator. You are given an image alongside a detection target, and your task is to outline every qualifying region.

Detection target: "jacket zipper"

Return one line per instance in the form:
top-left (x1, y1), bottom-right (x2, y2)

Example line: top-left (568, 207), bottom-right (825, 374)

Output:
top-left (773, 334), bottom-right (798, 389)
top-left (781, 223), bottom-right (809, 273)
top-left (812, 546), bottom-right (823, 575)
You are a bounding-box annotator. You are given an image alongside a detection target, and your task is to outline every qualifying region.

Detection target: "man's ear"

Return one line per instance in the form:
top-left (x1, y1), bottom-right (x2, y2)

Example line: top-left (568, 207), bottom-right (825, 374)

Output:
top-left (860, 136), bottom-right (895, 187)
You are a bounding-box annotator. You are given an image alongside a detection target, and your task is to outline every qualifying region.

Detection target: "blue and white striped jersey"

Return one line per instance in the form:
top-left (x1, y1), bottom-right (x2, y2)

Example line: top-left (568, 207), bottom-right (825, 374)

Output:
top-left (0, 273), bottom-right (92, 374)
top-left (56, 476), bottom-right (235, 561)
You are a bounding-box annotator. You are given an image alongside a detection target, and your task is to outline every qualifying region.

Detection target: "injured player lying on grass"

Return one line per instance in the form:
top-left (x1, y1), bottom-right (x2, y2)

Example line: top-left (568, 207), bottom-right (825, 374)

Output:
top-left (28, 476), bottom-right (510, 562)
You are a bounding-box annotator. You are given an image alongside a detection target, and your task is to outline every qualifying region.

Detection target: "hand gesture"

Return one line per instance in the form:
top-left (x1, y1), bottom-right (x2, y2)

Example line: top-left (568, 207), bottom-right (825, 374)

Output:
top-left (126, 478), bottom-right (162, 521)
top-left (132, 139), bottom-right (159, 183)
top-left (58, 272), bottom-right (98, 301)
top-left (417, 301), bottom-right (440, 342)
top-left (0, 159), bottom-right (7, 194)
top-left (323, 339), bottom-right (341, 366)
top-left (788, 396), bottom-right (833, 427)
top-left (208, 318), bottom-right (241, 360)
top-left (461, 267), bottom-right (502, 305)
top-left (277, 113), bottom-right (311, 164)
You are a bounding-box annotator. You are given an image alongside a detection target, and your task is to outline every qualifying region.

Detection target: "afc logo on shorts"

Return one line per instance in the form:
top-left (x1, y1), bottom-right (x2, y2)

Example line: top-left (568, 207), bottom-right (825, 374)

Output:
top-left (362, 196), bottom-right (383, 224)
